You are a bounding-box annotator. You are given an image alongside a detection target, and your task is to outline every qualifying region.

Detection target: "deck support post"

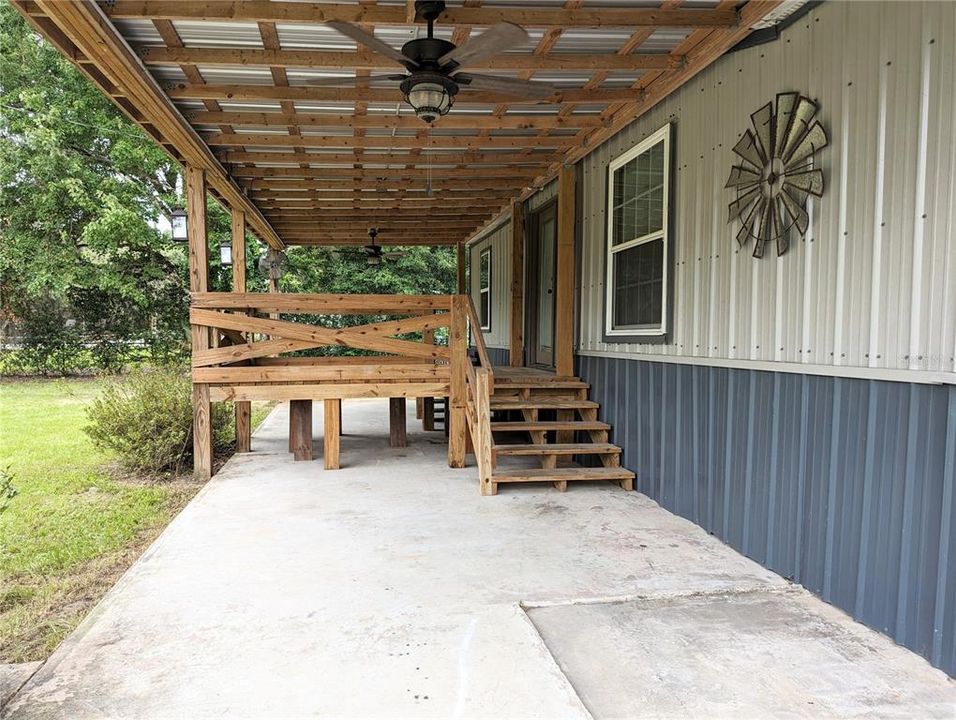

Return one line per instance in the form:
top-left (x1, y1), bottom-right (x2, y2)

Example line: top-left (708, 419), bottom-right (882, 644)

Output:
top-left (509, 199), bottom-right (525, 367)
top-left (389, 398), bottom-right (407, 447)
top-left (187, 165), bottom-right (213, 481)
top-left (421, 316), bottom-right (436, 431)
top-left (448, 295), bottom-right (467, 468)
top-left (231, 209), bottom-right (252, 453)
top-left (555, 164), bottom-right (576, 378)
top-left (290, 400), bottom-right (313, 461)
top-left (324, 398), bottom-right (341, 470)
top-left (456, 242), bottom-right (466, 294)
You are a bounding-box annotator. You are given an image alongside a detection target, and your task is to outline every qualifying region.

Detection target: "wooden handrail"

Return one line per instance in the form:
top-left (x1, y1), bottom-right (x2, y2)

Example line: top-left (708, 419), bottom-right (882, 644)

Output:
top-left (464, 295), bottom-right (493, 376)
top-left (191, 291), bottom-right (453, 315)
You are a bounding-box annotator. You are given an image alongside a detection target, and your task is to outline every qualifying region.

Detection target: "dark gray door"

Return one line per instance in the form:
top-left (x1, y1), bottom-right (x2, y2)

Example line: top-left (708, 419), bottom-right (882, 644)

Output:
top-left (528, 203), bottom-right (557, 368)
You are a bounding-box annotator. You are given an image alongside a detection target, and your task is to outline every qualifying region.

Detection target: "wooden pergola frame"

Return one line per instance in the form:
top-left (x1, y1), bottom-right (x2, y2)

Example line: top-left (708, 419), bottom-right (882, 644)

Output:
top-left (10, 0), bottom-right (782, 490)
top-left (12, 0), bottom-right (781, 249)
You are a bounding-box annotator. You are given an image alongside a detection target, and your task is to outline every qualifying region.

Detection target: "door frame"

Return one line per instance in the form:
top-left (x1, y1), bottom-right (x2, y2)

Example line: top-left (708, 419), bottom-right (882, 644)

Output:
top-left (525, 199), bottom-right (558, 369)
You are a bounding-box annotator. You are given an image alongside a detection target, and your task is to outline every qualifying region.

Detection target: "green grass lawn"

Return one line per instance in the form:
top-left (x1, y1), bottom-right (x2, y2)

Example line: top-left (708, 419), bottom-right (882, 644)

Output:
top-left (0, 378), bottom-right (272, 663)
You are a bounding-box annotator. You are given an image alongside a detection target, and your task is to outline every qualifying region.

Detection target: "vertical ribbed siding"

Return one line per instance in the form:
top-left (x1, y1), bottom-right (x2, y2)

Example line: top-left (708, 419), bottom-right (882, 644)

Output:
top-left (578, 354), bottom-right (956, 677)
top-left (469, 220), bottom-right (511, 351)
top-left (570, 0), bottom-right (956, 376)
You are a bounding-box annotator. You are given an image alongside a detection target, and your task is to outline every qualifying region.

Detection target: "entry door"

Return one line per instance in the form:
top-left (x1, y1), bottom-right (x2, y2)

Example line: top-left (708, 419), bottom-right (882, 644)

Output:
top-left (528, 203), bottom-right (557, 368)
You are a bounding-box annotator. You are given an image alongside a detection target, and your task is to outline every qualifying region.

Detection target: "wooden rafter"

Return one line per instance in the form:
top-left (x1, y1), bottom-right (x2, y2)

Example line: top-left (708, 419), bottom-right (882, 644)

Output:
top-left (99, 2), bottom-right (740, 28)
top-left (16, 0), bottom-right (783, 248)
top-left (138, 47), bottom-right (685, 72)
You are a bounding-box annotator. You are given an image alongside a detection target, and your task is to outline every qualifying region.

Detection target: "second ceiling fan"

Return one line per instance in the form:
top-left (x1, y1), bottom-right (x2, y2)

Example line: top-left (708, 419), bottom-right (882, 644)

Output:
top-left (308, 0), bottom-right (556, 123)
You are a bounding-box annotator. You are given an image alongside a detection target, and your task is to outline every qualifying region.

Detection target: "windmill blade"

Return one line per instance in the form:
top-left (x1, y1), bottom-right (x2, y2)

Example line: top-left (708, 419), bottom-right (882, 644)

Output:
top-left (454, 72), bottom-right (554, 99)
top-left (305, 73), bottom-right (407, 87)
top-left (727, 185), bottom-right (760, 224)
top-left (780, 96), bottom-right (820, 162)
top-left (725, 165), bottom-right (761, 190)
top-left (326, 21), bottom-right (416, 69)
top-left (749, 101), bottom-right (774, 163)
top-left (784, 121), bottom-right (828, 167)
top-left (779, 186), bottom-right (810, 236)
top-left (439, 22), bottom-right (528, 70)
top-left (731, 130), bottom-right (763, 171)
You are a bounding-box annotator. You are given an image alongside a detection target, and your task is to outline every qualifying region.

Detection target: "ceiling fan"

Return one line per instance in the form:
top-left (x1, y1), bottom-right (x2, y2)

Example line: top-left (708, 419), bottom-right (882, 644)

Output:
top-left (308, 0), bottom-right (555, 123)
top-left (334, 229), bottom-right (407, 266)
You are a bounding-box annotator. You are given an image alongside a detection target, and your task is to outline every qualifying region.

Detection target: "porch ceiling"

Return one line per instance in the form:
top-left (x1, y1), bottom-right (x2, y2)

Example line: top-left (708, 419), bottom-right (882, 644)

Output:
top-left (14, 0), bottom-right (788, 248)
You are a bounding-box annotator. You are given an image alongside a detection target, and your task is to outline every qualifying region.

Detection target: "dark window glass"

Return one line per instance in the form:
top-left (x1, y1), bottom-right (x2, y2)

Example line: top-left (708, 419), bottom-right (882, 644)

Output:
top-left (612, 239), bottom-right (664, 328)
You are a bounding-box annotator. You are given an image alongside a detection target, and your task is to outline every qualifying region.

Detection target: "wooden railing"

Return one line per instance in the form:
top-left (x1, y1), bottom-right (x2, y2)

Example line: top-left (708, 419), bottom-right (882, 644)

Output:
top-left (189, 292), bottom-right (492, 488)
top-left (464, 295), bottom-right (496, 496)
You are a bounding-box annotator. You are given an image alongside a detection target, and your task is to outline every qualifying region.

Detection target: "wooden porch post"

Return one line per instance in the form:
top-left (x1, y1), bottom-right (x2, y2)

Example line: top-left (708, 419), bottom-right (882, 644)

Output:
top-left (509, 199), bottom-right (525, 367)
top-left (231, 209), bottom-right (252, 453)
top-left (555, 164), bottom-right (576, 378)
top-left (187, 165), bottom-right (212, 481)
top-left (456, 241), bottom-right (466, 295)
top-left (448, 295), bottom-right (467, 468)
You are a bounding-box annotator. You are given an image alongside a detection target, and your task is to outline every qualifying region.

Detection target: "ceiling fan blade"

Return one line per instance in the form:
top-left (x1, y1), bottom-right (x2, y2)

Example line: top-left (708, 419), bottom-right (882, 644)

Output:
top-left (326, 21), bottom-right (417, 69)
top-left (439, 22), bottom-right (528, 70)
top-left (453, 72), bottom-right (554, 99)
top-left (305, 73), bottom-right (407, 87)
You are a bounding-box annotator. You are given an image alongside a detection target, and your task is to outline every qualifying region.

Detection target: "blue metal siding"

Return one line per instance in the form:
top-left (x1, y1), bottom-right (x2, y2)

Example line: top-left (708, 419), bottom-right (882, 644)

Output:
top-left (577, 353), bottom-right (956, 677)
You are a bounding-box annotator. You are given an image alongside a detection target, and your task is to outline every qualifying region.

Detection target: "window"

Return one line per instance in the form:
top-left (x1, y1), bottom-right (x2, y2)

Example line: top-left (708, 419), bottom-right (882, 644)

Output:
top-left (605, 124), bottom-right (671, 337)
top-left (478, 247), bottom-right (492, 331)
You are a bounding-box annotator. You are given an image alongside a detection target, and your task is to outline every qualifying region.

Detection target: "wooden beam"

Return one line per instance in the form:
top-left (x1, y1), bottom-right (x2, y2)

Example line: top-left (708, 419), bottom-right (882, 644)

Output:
top-left (227, 164), bottom-right (547, 179)
top-left (457, 242), bottom-right (466, 295)
top-left (185, 165), bottom-right (213, 481)
top-left (324, 398), bottom-right (341, 470)
top-left (389, 398), bottom-right (407, 448)
top-left (141, 47), bottom-right (684, 72)
top-left (242, 179), bottom-right (518, 192)
top-left (187, 111), bottom-right (603, 132)
top-left (104, 3), bottom-right (739, 28)
top-left (27, 0), bottom-right (283, 250)
top-left (554, 165), bottom-right (575, 378)
top-left (509, 200), bottom-right (525, 367)
top-left (448, 295), bottom-right (468, 469)
top-left (168, 84), bottom-right (643, 105)
top-left (210, 382), bottom-right (450, 402)
top-left (203, 133), bottom-right (576, 150)
top-left (225, 156), bottom-right (559, 170)
top-left (230, 208), bottom-right (252, 453)
top-left (289, 399), bottom-right (313, 461)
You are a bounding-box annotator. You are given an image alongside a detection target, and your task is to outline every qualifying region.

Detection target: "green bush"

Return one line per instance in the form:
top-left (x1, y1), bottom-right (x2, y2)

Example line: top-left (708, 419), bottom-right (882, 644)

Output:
top-left (84, 368), bottom-right (231, 473)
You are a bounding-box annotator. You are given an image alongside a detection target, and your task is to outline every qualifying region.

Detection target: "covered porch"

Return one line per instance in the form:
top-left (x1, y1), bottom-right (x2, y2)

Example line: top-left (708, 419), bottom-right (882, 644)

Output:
top-left (6, 399), bottom-right (955, 719)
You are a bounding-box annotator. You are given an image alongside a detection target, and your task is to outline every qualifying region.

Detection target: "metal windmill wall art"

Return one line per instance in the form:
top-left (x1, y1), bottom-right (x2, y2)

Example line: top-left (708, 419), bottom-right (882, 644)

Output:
top-left (726, 92), bottom-right (828, 258)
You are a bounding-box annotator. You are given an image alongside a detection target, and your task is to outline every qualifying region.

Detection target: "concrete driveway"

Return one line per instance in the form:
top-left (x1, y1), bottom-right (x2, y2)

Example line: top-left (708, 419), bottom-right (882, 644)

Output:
top-left (4, 400), bottom-right (954, 719)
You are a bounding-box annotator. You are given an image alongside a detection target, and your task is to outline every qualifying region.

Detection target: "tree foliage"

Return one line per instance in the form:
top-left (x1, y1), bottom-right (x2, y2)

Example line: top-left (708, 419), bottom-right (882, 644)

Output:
top-left (0, 5), bottom-right (458, 373)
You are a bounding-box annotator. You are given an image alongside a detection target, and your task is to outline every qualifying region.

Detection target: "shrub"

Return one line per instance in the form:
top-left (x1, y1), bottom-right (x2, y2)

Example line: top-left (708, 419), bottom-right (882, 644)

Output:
top-left (84, 368), bottom-right (232, 474)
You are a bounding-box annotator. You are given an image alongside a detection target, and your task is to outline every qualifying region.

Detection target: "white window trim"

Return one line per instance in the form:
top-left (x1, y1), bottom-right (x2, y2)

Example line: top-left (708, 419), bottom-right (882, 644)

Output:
top-left (604, 123), bottom-right (671, 338)
top-left (478, 247), bottom-right (492, 331)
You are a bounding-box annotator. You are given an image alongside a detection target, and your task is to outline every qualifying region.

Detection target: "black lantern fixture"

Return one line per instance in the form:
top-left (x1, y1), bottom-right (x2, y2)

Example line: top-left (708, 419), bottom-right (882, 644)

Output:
top-left (400, 73), bottom-right (457, 124)
top-left (170, 207), bottom-right (187, 242)
top-left (219, 240), bottom-right (232, 266)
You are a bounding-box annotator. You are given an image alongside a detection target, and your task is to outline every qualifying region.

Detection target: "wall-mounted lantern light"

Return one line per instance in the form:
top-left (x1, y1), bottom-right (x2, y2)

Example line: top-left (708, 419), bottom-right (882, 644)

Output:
top-left (170, 207), bottom-right (187, 242)
top-left (219, 240), bottom-right (232, 266)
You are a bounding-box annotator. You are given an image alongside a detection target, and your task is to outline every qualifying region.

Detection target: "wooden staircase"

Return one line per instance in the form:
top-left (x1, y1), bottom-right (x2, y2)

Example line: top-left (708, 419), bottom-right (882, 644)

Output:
top-left (486, 370), bottom-right (635, 493)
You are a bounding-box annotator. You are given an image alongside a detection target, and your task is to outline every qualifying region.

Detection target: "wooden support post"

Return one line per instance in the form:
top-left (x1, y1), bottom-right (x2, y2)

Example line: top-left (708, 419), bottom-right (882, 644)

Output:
top-left (187, 165), bottom-right (213, 481)
top-left (415, 397), bottom-right (423, 420)
top-left (289, 399), bottom-right (313, 461)
top-left (235, 402), bottom-right (251, 454)
top-left (509, 199), bottom-right (525, 367)
top-left (423, 397), bottom-right (435, 431)
top-left (555, 164), bottom-right (576, 378)
top-left (389, 397), bottom-right (407, 448)
top-left (324, 398), bottom-right (341, 470)
top-left (475, 369), bottom-right (496, 496)
top-left (456, 241), bottom-right (466, 294)
top-left (231, 208), bottom-right (252, 453)
top-left (448, 295), bottom-right (467, 468)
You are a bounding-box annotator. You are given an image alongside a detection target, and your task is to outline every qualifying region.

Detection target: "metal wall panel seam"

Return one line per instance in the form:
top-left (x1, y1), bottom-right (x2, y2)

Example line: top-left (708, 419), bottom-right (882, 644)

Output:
top-left (896, 383), bottom-right (922, 643)
top-left (855, 380), bottom-right (880, 619)
top-left (931, 386), bottom-right (956, 667)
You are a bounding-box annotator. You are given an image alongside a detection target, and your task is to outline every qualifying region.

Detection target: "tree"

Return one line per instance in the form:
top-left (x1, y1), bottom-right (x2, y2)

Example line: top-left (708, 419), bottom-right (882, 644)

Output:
top-left (0, 4), bottom-right (185, 370)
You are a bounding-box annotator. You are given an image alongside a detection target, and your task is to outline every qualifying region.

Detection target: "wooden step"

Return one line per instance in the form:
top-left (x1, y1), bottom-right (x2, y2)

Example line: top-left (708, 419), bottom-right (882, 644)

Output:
top-left (492, 380), bottom-right (588, 390)
top-left (494, 443), bottom-right (620, 456)
top-left (489, 398), bottom-right (599, 410)
top-left (492, 467), bottom-right (635, 484)
top-left (491, 420), bottom-right (610, 432)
